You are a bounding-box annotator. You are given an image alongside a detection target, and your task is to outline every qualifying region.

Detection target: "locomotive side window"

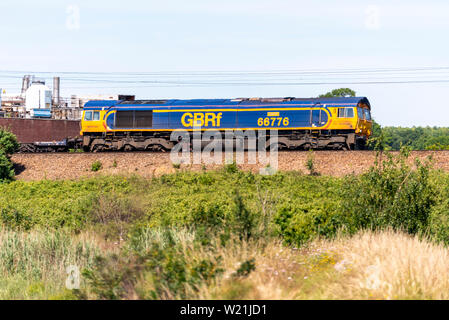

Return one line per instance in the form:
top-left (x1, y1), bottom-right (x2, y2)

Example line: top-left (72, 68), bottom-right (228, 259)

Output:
top-left (84, 111), bottom-right (93, 121)
top-left (338, 108), bottom-right (354, 118)
top-left (345, 108), bottom-right (354, 118)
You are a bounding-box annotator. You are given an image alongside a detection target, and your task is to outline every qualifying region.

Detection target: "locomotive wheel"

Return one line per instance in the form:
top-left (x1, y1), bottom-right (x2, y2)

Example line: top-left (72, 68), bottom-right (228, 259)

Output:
top-left (91, 145), bottom-right (105, 153)
top-left (124, 145), bottom-right (135, 152)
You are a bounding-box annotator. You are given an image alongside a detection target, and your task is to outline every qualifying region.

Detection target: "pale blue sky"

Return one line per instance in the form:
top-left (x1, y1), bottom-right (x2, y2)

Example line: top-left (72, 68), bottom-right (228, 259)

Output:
top-left (1, 0), bottom-right (449, 126)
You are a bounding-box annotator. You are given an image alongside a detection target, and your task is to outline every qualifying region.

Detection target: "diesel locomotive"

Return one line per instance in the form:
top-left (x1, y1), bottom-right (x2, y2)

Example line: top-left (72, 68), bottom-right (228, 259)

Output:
top-left (80, 96), bottom-right (373, 152)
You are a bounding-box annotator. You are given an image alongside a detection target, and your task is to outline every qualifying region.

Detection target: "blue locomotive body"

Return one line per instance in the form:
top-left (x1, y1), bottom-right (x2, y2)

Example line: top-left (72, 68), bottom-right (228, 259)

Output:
top-left (81, 97), bottom-right (372, 151)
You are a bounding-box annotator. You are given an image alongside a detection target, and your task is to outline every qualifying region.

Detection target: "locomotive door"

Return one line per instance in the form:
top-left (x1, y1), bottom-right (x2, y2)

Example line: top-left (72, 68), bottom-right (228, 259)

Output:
top-left (311, 110), bottom-right (321, 127)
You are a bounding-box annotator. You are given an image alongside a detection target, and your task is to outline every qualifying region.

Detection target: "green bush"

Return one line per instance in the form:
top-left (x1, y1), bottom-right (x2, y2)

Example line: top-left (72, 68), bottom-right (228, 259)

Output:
top-left (90, 193), bottom-right (145, 242)
top-left (0, 128), bottom-right (19, 156)
top-left (0, 151), bottom-right (15, 182)
top-left (428, 200), bottom-right (449, 244)
top-left (0, 176), bottom-right (137, 231)
top-left (306, 150), bottom-right (319, 176)
top-left (0, 206), bottom-right (32, 230)
top-left (91, 161), bottom-right (102, 172)
top-left (275, 199), bottom-right (342, 245)
top-left (340, 149), bottom-right (436, 234)
top-left (81, 228), bottom-right (224, 300)
top-left (0, 128), bottom-right (19, 182)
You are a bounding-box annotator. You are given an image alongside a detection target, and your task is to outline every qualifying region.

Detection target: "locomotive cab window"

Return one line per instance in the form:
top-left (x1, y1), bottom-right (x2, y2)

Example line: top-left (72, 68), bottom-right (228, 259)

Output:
top-left (357, 107), bottom-right (365, 120)
top-left (338, 108), bottom-right (354, 118)
top-left (84, 111), bottom-right (100, 121)
top-left (364, 109), bottom-right (372, 121)
top-left (84, 111), bottom-right (93, 121)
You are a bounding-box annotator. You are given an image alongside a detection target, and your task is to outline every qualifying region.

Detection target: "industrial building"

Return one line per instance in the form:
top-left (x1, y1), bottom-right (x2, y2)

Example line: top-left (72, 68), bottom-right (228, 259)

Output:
top-left (0, 75), bottom-right (134, 120)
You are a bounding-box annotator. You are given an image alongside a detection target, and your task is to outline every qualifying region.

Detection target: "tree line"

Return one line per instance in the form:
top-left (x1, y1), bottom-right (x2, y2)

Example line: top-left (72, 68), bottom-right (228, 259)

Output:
top-left (319, 88), bottom-right (449, 151)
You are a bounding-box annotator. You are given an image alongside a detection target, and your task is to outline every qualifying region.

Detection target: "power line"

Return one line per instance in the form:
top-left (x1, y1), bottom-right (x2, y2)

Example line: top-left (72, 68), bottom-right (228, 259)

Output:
top-left (1, 66), bottom-right (449, 89)
top-left (1, 66), bottom-right (449, 76)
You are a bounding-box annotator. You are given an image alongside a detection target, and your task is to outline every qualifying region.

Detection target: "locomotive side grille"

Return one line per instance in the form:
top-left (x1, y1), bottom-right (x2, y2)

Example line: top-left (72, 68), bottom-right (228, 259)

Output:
top-left (116, 110), bottom-right (153, 128)
top-left (116, 111), bottom-right (134, 128)
top-left (135, 111), bottom-right (153, 128)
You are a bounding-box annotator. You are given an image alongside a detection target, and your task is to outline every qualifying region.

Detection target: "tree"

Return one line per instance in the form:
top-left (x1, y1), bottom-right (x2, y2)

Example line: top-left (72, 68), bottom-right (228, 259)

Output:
top-left (319, 88), bottom-right (356, 98)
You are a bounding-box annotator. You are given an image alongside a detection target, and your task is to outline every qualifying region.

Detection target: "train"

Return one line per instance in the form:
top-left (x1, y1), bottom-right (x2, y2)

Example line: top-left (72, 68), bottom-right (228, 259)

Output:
top-left (80, 96), bottom-right (373, 151)
top-left (0, 96), bottom-right (373, 152)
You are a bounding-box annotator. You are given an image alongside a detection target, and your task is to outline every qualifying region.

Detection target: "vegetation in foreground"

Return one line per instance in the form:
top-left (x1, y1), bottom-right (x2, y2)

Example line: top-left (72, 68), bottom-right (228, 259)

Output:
top-left (1, 146), bottom-right (449, 299)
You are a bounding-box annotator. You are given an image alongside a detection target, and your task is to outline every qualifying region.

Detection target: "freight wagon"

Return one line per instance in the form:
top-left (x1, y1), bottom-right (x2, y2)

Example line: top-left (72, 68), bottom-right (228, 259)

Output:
top-left (0, 118), bottom-right (81, 152)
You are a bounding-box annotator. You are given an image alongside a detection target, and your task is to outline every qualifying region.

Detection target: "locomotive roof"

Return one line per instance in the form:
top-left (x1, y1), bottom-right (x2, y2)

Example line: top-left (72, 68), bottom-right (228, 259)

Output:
top-left (84, 97), bottom-right (370, 110)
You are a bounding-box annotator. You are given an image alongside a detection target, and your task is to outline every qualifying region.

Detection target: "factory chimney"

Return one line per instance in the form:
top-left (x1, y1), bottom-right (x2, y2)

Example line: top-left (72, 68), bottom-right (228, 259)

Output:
top-left (21, 75), bottom-right (31, 96)
top-left (53, 77), bottom-right (60, 107)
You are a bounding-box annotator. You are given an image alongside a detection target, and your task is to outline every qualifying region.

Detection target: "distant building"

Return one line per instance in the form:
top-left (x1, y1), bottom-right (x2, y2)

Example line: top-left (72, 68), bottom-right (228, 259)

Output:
top-left (25, 80), bottom-right (53, 118)
top-left (70, 94), bottom-right (135, 109)
top-left (1, 75), bottom-right (135, 120)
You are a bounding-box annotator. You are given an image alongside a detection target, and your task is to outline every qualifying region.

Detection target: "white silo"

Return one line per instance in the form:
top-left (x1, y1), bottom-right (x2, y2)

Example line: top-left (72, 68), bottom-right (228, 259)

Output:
top-left (25, 80), bottom-right (52, 117)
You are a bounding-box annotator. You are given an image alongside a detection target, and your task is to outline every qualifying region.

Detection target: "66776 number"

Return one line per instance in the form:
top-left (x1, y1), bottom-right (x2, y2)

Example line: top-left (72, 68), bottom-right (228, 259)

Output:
top-left (257, 117), bottom-right (289, 127)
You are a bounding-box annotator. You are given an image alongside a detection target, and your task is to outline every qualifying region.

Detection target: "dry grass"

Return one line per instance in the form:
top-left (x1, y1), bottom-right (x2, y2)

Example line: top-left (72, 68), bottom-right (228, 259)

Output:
top-left (191, 230), bottom-right (449, 300)
top-left (310, 230), bottom-right (449, 299)
top-left (3, 227), bottom-right (449, 299)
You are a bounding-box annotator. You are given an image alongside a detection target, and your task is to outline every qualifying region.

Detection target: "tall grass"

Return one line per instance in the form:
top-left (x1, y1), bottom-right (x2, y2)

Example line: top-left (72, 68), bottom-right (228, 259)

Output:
top-left (301, 230), bottom-right (449, 299)
top-left (0, 229), bottom-right (107, 299)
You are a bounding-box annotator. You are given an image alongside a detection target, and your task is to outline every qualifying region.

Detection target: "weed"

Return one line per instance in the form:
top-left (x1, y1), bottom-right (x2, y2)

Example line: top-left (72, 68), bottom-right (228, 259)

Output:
top-left (91, 161), bottom-right (102, 172)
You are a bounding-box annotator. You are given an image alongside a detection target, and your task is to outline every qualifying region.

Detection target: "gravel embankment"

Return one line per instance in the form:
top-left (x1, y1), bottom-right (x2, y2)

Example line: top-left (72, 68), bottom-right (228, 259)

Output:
top-left (11, 151), bottom-right (448, 181)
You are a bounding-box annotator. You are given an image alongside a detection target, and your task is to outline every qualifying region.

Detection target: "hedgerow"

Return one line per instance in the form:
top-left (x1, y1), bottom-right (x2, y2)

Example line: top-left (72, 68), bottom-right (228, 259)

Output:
top-left (2, 156), bottom-right (448, 245)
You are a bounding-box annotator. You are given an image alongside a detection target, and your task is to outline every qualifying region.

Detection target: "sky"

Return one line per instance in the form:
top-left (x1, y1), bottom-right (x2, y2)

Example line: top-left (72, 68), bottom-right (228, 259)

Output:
top-left (1, 0), bottom-right (449, 126)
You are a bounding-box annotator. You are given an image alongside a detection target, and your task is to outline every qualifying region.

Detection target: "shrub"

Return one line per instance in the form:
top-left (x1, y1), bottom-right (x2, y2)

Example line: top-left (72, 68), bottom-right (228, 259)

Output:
top-left (428, 199), bottom-right (449, 244)
top-left (340, 149), bottom-right (436, 234)
top-left (231, 191), bottom-right (255, 241)
top-left (91, 161), bottom-right (102, 172)
top-left (224, 162), bottom-right (239, 174)
top-left (275, 199), bottom-right (342, 246)
top-left (0, 128), bottom-right (19, 182)
top-left (0, 128), bottom-right (19, 156)
top-left (233, 258), bottom-right (256, 278)
top-left (0, 206), bottom-right (32, 230)
top-left (0, 151), bottom-right (15, 182)
top-left (306, 150), bottom-right (319, 176)
top-left (81, 228), bottom-right (224, 300)
top-left (90, 193), bottom-right (145, 242)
